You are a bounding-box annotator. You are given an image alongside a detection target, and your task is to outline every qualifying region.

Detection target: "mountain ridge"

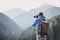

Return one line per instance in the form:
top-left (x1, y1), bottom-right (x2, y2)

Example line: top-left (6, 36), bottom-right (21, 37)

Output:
top-left (0, 12), bottom-right (22, 40)
top-left (15, 5), bottom-right (60, 29)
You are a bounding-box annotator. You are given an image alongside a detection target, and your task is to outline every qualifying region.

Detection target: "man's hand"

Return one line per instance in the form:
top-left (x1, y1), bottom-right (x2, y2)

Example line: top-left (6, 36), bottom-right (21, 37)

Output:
top-left (39, 28), bottom-right (41, 32)
top-left (31, 25), bottom-right (36, 31)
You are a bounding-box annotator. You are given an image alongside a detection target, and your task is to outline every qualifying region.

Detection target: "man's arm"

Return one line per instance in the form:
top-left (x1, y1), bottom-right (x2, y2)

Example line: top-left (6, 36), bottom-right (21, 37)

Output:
top-left (32, 19), bottom-right (38, 27)
top-left (42, 16), bottom-right (46, 21)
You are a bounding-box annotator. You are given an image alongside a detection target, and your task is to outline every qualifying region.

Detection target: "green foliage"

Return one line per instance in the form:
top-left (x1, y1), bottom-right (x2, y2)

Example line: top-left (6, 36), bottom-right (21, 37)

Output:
top-left (49, 15), bottom-right (60, 40)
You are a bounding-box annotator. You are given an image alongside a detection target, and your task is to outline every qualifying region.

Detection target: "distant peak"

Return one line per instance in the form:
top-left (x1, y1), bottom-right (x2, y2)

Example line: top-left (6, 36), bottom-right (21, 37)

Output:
top-left (6, 8), bottom-right (26, 12)
top-left (0, 12), bottom-right (5, 15)
top-left (41, 4), bottom-right (54, 7)
top-left (40, 4), bottom-right (57, 8)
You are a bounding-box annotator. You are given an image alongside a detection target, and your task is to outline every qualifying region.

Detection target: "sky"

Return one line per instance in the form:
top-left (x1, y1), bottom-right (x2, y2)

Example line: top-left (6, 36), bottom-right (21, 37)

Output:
top-left (0, 0), bottom-right (60, 11)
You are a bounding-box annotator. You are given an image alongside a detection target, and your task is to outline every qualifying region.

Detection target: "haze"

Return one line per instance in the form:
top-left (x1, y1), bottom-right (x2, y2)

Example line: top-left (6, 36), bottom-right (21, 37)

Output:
top-left (0, 0), bottom-right (60, 12)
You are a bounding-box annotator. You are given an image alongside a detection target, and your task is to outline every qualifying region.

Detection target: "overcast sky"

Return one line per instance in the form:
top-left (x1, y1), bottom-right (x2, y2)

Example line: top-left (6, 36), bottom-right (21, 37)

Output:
top-left (0, 0), bottom-right (60, 11)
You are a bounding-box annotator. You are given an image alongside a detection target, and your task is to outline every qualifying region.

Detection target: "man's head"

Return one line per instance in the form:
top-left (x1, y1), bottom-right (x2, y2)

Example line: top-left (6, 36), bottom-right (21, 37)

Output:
top-left (39, 12), bottom-right (43, 16)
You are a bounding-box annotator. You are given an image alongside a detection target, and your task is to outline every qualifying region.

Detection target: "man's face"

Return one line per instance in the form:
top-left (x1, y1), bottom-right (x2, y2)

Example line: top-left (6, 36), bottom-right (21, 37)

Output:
top-left (39, 13), bottom-right (43, 16)
top-left (39, 13), bottom-right (41, 16)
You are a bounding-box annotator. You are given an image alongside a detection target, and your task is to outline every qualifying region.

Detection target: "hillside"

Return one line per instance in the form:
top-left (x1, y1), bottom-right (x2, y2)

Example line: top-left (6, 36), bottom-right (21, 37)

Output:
top-left (0, 12), bottom-right (22, 40)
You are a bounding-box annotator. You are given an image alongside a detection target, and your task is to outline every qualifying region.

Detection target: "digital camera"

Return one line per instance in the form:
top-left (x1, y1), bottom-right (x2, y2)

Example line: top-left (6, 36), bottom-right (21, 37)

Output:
top-left (34, 15), bottom-right (38, 18)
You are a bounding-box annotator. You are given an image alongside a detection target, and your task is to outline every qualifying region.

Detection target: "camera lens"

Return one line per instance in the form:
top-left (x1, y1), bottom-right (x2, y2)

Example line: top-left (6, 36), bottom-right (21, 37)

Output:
top-left (34, 16), bottom-right (35, 17)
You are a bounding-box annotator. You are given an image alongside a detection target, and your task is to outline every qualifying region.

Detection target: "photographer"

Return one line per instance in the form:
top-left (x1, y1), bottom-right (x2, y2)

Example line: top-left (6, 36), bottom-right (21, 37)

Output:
top-left (32, 12), bottom-right (46, 40)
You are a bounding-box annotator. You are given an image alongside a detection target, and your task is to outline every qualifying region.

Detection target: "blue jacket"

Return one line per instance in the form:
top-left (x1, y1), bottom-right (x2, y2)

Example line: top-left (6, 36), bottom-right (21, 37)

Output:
top-left (33, 16), bottom-right (45, 30)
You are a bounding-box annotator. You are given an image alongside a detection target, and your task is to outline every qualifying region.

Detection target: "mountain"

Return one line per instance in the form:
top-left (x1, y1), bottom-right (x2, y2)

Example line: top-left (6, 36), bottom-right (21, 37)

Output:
top-left (0, 12), bottom-right (22, 40)
top-left (4, 8), bottom-right (26, 19)
top-left (48, 15), bottom-right (60, 40)
top-left (15, 5), bottom-right (60, 29)
top-left (20, 26), bottom-right (36, 40)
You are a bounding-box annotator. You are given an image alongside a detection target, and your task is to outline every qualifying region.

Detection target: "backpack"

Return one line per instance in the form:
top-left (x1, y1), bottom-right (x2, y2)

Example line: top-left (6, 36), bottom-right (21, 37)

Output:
top-left (40, 21), bottom-right (49, 37)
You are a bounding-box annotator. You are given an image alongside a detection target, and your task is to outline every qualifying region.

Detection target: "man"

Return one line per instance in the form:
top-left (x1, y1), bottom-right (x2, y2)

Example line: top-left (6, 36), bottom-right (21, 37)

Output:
top-left (32, 12), bottom-right (46, 40)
